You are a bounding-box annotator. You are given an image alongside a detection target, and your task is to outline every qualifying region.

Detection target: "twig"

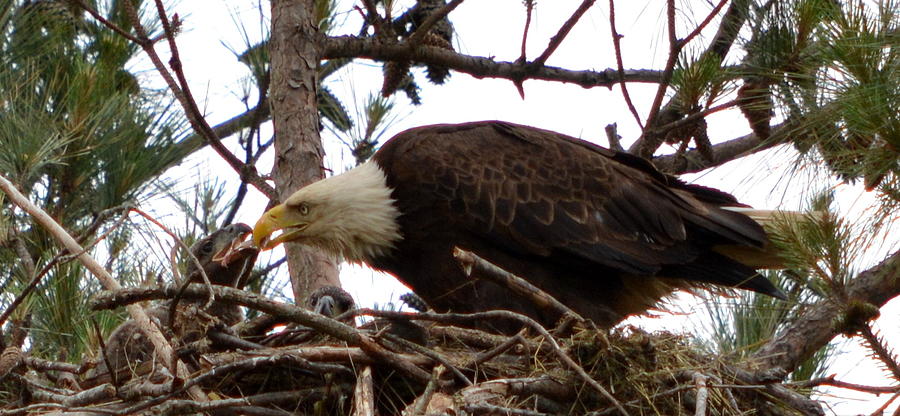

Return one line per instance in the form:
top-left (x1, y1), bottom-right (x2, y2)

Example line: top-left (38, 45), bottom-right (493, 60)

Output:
top-left (790, 374), bottom-right (899, 394)
top-left (92, 319), bottom-right (120, 389)
top-left (127, 207), bottom-right (215, 325)
top-left (608, 0), bottom-right (643, 129)
top-left (352, 366), bottom-right (374, 416)
top-left (869, 390), bottom-right (900, 416)
top-left (382, 333), bottom-right (471, 386)
top-left (452, 248), bottom-right (582, 323)
top-left (115, 354), bottom-right (353, 415)
top-left (91, 284), bottom-right (432, 384)
top-left (70, 0), bottom-right (142, 44)
top-left (462, 404), bottom-right (548, 416)
top-left (358, 308), bottom-right (628, 415)
top-left (680, 0), bottom-right (729, 49)
top-left (519, 0), bottom-right (534, 62)
top-left (204, 346), bottom-right (432, 369)
top-left (642, 0), bottom-right (680, 137)
top-left (532, 0), bottom-right (596, 67)
top-left (0, 208), bottom-right (130, 328)
top-left (591, 385), bottom-right (695, 415)
top-left (413, 365), bottom-right (445, 416)
top-left (465, 331), bottom-right (527, 368)
top-left (116, 0), bottom-right (275, 200)
top-left (693, 372), bottom-right (709, 416)
top-left (23, 356), bottom-right (81, 374)
top-left (142, 388), bottom-right (342, 416)
top-left (604, 123), bottom-right (624, 152)
top-left (627, 0), bottom-right (750, 155)
top-left (0, 174), bottom-right (207, 403)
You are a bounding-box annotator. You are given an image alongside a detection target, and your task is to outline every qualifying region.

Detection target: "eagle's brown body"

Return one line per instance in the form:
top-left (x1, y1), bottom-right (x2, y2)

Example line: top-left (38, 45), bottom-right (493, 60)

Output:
top-left (254, 121), bottom-right (782, 332)
top-left (368, 122), bottom-right (779, 329)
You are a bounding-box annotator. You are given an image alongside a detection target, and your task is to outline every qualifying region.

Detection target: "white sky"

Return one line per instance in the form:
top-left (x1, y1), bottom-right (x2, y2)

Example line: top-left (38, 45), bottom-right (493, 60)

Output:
top-left (139, 0), bottom-right (899, 413)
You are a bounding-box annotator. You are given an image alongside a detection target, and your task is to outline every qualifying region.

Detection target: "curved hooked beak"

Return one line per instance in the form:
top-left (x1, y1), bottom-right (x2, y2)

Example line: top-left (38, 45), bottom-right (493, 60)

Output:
top-left (252, 204), bottom-right (309, 250)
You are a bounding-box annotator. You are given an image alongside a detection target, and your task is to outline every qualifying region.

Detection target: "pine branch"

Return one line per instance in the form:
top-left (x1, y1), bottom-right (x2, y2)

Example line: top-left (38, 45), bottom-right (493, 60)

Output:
top-left (859, 325), bottom-right (900, 383)
top-left (752, 249), bottom-right (900, 375)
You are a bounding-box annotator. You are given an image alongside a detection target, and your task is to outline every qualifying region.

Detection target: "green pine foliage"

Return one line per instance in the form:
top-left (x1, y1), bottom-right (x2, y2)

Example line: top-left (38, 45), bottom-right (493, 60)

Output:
top-left (0, 0), bottom-right (186, 361)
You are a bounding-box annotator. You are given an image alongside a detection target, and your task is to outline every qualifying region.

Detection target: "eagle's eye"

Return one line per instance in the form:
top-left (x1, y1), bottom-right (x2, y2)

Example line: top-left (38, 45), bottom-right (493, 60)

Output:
top-left (298, 203), bottom-right (310, 216)
top-left (199, 240), bottom-right (214, 255)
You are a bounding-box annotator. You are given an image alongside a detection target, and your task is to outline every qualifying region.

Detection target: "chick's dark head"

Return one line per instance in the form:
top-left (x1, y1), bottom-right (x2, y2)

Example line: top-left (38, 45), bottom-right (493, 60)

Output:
top-left (307, 286), bottom-right (356, 320)
top-left (186, 223), bottom-right (259, 288)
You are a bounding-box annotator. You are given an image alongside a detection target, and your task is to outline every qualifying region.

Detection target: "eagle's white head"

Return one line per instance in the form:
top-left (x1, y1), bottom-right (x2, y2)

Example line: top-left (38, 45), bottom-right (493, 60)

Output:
top-left (252, 162), bottom-right (402, 263)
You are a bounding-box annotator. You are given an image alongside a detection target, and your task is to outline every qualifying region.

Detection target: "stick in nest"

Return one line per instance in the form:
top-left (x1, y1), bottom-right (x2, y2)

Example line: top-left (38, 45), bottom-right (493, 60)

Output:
top-left (452, 248), bottom-right (585, 326)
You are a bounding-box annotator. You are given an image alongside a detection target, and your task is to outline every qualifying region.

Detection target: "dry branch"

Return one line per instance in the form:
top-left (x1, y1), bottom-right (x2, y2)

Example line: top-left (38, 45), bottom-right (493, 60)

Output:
top-left (352, 366), bottom-right (375, 416)
top-left (452, 248), bottom-right (581, 322)
top-left (324, 36), bottom-right (663, 88)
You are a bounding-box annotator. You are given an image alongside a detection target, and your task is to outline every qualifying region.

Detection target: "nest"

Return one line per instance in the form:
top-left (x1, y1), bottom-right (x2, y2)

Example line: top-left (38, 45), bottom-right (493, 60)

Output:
top-left (0, 283), bottom-right (823, 416)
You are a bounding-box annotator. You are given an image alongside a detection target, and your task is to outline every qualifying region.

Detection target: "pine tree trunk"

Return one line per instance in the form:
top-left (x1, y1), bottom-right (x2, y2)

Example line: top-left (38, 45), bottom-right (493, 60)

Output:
top-left (269, 0), bottom-right (341, 304)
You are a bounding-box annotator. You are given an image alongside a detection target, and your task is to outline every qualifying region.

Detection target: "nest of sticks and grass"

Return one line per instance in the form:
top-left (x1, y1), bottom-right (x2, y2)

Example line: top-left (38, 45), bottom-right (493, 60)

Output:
top-left (0, 282), bottom-right (818, 416)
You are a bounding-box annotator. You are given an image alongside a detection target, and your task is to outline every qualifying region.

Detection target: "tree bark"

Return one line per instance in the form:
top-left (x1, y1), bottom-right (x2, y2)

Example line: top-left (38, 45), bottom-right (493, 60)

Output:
top-left (269, 0), bottom-right (340, 304)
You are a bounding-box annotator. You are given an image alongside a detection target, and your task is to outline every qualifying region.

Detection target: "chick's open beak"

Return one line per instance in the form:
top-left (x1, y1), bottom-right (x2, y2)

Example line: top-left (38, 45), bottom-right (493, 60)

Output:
top-left (253, 204), bottom-right (309, 250)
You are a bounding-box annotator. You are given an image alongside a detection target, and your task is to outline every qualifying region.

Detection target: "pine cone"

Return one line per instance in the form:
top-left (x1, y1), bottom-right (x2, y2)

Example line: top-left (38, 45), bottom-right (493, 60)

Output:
top-left (738, 78), bottom-right (774, 140)
top-left (382, 60), bottom-right (412, 98)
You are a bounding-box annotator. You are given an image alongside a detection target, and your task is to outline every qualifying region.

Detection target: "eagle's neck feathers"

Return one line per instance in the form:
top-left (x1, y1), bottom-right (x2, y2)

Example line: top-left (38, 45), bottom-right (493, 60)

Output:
top-left (303, 161), bottom-right (402, 263)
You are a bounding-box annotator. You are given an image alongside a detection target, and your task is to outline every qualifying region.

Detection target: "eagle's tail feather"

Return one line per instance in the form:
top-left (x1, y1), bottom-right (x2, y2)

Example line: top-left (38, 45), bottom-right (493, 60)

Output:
top-left (714, 208), bottom-right (825, 269)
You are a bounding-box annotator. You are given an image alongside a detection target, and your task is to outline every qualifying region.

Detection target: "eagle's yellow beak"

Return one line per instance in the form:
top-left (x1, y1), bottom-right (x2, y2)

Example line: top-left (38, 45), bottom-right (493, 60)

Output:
top-left (253, 204), bottom-right (308, 250)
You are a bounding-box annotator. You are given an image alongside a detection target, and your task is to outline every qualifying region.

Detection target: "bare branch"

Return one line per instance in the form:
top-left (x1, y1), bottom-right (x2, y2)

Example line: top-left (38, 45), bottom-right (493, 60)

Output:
top-left (681, 0), bottom-right (729, 48)
top-left (532, 0), bottom-right (596, 68)
top-left (791, 375), bottom-right (899, 395)
top-left (114, 0), bottom-right (276, 200)
top-left (609, 0), bottom-right (644, 129)
top-left (651, 120), bottom-right (792, 174)
top-left (91, 284), bottom-right (431, 384)
top-left (628, 0), bottom-right (753, 156)
top-left (453, 248), bottom-right (582, 323)
top-left (324, 36), bottom-right (663, 88)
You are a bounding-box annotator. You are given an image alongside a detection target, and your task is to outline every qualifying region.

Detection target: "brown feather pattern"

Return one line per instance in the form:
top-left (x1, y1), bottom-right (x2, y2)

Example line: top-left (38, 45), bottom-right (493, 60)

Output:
top-left (367, 121), bottom-right (780, 332)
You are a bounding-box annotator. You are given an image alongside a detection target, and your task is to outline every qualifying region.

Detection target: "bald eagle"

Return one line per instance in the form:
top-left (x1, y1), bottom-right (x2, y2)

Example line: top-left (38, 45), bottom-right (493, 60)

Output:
top-left (253, 121), bottom-right (785, 331)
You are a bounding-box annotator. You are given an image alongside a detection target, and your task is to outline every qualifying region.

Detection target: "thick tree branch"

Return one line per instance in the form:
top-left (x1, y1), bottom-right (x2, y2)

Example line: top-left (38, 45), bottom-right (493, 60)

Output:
top-left (752, 249), bottom-right (900, 375)
top-left (324, 36), bottom-right (663, 88)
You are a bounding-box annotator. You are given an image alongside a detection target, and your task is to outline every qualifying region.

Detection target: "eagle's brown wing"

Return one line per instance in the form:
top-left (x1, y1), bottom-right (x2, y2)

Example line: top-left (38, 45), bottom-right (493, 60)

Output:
top-left (378, 121), bottom-right (778, 295)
